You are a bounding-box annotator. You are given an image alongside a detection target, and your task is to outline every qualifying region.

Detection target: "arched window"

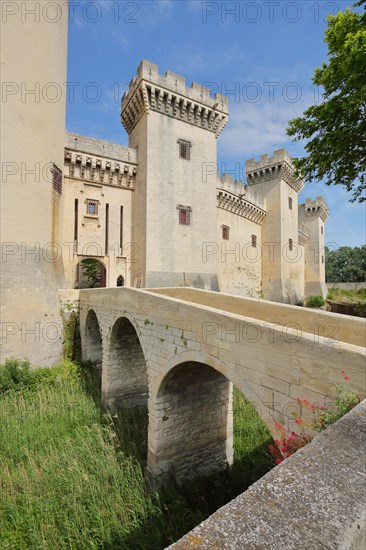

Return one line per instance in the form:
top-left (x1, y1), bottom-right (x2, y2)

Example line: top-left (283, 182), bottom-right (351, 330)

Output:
top-left (117, 275), bottom-right (124, 287)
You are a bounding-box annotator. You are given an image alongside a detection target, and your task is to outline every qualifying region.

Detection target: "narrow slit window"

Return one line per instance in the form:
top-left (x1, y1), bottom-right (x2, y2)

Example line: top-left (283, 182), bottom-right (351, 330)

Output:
top-left (289, 238), bottom-right (293, 251)
top-left (288, 197), bottom-right (293, 210)
top-left (251, 234), bottom-right (257, 247)
top-left (120, 206), bottom-right (124, 254)
top-left (105, 203), bottom-right (109, 255)
top-left (222, 225), bottom-right (230, 240)
top-left (74, 199), bottom-right (78, 242)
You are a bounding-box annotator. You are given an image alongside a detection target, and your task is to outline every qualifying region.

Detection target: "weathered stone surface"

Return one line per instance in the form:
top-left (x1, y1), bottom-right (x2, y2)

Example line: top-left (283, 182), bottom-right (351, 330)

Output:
top-left (168, 400), bottom-right (366, 550)
top-left (78, 286), bottom-right (366, 484)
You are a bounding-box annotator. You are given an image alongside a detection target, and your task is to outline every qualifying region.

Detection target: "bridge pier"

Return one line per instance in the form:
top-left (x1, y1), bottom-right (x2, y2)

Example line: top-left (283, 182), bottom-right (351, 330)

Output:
top-left (102, 316), bottom-right (148, 408)
top-left (83, 309), bottom-right (103, 364)
top-left (147, 361), bottom-right (233, 482)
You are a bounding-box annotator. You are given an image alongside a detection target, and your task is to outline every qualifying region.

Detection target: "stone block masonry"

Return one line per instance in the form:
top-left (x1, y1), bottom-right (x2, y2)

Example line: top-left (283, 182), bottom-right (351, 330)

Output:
top-left (78, 286), bottom-right (365, 484)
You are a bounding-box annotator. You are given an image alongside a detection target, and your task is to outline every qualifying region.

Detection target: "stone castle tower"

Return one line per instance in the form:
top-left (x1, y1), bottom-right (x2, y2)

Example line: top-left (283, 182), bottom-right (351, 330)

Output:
top-left (299, 197), bottom-right (329, 297)
top-left (1, 0), bottom-right (68, 365)
top-left (246, 150), bottom-right (305, 303)
top-left (121, 60), bottom-right (228, 289)
top-left (1, 40), bottom-right (329, 366)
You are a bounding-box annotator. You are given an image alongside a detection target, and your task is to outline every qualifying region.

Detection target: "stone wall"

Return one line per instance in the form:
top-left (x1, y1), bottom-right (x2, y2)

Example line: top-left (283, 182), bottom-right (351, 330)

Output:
top-left (327, 282), bottom-right (365, 291)
top-left (65, 132), bottom-right (137, 163)
top-left (1, 0), bottom-right (68, 366)
top-left (78, 287), bottom-right (365, 482)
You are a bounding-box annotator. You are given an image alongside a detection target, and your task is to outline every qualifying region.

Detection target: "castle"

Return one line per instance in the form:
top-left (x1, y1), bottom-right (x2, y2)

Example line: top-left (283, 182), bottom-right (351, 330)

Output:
top-left (62, 60), bottom-right (328, 300)
top-left (1, 5), bottom-right (328, 366)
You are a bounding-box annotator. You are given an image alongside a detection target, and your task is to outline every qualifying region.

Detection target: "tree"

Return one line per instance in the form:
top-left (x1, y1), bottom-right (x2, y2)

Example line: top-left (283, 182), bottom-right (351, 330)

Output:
top-left (325, 245), bottom-right (366, 282)
top-left (80, 259), bottom-right (102, 287)
top-left (287, 1), bottom-right (366, 202)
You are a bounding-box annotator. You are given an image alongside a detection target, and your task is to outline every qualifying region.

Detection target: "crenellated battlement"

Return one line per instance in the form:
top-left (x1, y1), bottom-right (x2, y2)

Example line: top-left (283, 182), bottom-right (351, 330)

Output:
top-left (302, 196), bottom-right (329, 222)
top-left (121, 60), bottom-right (229, 137)
top-left (64, 132), bottom-right (137, 188)
top-left (246, 148), bottom-right (304, 193)
top-left (217, 174), bottom-right (266, 224)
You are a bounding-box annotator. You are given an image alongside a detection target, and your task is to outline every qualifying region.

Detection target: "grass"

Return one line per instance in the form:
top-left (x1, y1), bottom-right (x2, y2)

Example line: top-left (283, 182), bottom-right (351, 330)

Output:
top-left (327, 288), bottom-right (366, 317)
top-left (0, 360), bottom-right (273, 549)
top-left (327, 287), bottom-right (366, 306)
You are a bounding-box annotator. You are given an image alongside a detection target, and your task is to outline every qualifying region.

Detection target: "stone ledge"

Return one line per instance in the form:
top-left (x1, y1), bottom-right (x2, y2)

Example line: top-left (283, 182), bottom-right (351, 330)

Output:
top-left (168, 400), bottom-right (366, 550)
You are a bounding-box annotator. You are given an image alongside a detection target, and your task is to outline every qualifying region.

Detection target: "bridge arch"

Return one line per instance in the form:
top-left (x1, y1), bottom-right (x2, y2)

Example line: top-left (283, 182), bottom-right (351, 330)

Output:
top-left (83, 309), bottom-right (103, 364)
top-left (148, 351), bottom-right (272, 482)
top-left (102, 315), bottom-right (148, 408)
top-left (152, 351), bottom-right (265, 419)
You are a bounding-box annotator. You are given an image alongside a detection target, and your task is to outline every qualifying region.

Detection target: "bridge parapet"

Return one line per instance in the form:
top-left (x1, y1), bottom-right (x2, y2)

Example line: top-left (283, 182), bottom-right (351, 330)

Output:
top-left (77, 287), bottom-right (365, 482)
top-left (169, 400), bottom-right (366, 550)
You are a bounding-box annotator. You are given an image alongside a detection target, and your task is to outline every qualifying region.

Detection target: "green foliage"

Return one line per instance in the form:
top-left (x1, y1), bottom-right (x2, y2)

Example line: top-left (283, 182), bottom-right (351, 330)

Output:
top-left (287, 3), bottom-right (366, 202)
top-left (296, 372), bottom-right (360, 433)
top-left (325, 245), bottom-right (366, 282)
top-left (0, 358), bottom-right (34, 393)
top-left (0, 359), bottom-right (81, 395)
top-left (0, 362), bottom-right (274, 548)
top-left (327, 286), bottom-right (366, 305)
top-left (305, 295), bottom-right (325, 308)
top-left (0, 368), bottom-right (159, 549)
top-left (62, 311), bottom-right (81, 362)
top-left (316, 383), bottom-right (360, 430)
top-left (80, 258), bottom-right (103, 286)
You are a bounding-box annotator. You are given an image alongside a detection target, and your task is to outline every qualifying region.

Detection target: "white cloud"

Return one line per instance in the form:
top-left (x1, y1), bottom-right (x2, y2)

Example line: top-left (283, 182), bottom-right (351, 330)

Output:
top-left (157, 0), bottom-right (174, 15)
top-left (219, 94), bottom-right (312, 158)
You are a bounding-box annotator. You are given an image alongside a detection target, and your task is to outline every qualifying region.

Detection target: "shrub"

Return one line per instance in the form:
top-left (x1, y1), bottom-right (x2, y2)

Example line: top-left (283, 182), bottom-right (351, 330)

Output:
top-left (0, 359), bottom-right (35, 393)
top-left (0, 358), bottom-right (80, 394)
top-left (268, 423), bottom-right (311, 464)
top-left (296, 371), bottom-right (360, 431)
top-left (305, 295), bottom-right (325, 308)
top-left (270, 371), bottom-right (360, 464)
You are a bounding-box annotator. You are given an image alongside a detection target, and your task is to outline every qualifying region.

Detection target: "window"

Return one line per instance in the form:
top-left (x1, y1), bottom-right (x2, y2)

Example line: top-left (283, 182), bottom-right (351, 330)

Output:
top-left (179, 207), bottom-right (191, 225)
top-left (289, 238), bottom-right (293, 251)
top-left (222, 225), bottom-right (230, 240)
top-left (251, 234), bottom-right (257, 247)
top-left (117, 275), bottom-right (124, 287)
top-left (178, 139), bottom-right (191, 160)
top-left (322, 255), bottom-right (324, 264)
top-left (321, 226), bottom-right (323, 235)
top-left (288, 197), bottom-right (293, 210)
top-left (52, 164), bottom-right (62, 194)
top-left (86, 199), bottom-right (98, 216)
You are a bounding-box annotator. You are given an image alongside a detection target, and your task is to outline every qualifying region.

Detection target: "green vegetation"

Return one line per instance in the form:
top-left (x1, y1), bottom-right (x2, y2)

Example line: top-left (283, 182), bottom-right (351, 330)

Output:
top-left (327, 287), bottom-right (366, 316)
top-left (0, 360), bottom-right (273, 549)
top-left (305, 295), bottom-right (325, 308)
top-left (325, 245), bottom-right (366, 283)
top-left (287, 1), bottom-right (366, 202)
top-left (327, 287), bottom-right (366, 304)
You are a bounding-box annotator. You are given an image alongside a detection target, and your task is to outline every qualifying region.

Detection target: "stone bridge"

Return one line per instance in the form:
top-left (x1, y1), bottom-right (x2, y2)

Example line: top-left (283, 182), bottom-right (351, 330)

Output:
top-left (75, 287), bottom-right (365, 483)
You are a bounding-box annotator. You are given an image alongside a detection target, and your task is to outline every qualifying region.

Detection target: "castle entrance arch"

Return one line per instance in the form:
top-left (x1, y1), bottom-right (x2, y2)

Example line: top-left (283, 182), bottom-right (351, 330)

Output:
top-left (75, 258), bottom-right (107, 288)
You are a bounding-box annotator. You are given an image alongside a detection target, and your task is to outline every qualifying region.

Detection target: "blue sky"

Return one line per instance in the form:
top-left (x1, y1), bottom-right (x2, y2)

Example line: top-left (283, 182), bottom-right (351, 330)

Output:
top-left (66, 0), bottom-right (365, 247)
